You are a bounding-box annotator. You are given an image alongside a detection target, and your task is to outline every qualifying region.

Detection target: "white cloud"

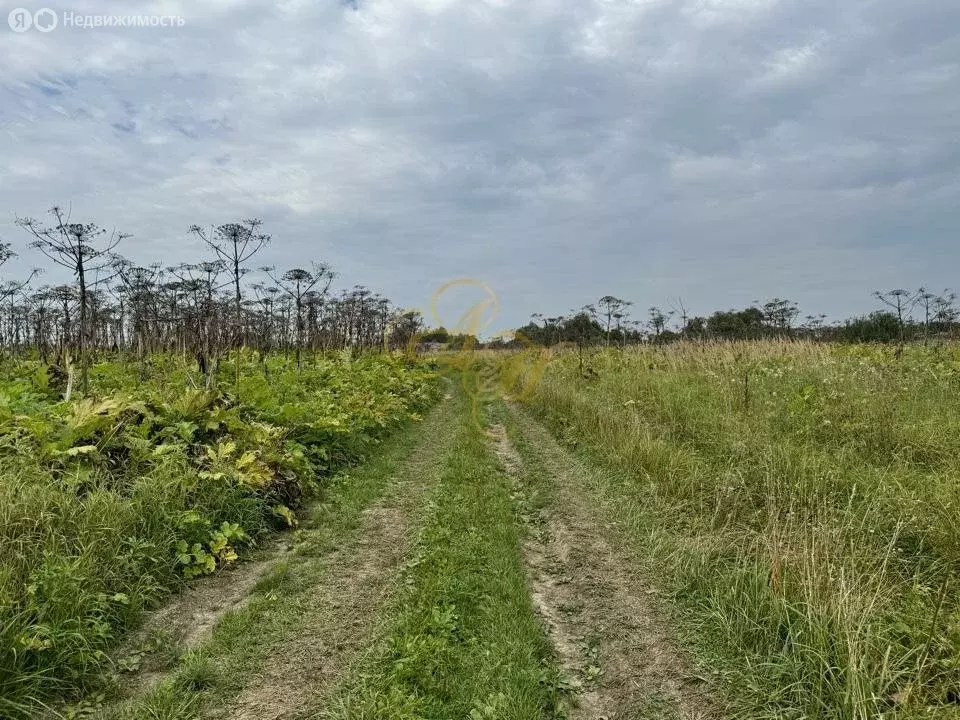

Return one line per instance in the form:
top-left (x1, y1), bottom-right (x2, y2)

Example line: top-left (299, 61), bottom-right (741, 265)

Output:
top-left (0, 0), bottom-right (958, 326)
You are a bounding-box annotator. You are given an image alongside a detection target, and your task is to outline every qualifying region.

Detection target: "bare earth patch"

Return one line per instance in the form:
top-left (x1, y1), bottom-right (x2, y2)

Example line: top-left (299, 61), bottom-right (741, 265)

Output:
top-left (148, 552), bottom-right (285, 650)
top-left (109, 541), bottom-right (290, 700)
top-left (225, 502), bottom-right (413, 720)
top-left (489, 417), bottom-right (719, 720)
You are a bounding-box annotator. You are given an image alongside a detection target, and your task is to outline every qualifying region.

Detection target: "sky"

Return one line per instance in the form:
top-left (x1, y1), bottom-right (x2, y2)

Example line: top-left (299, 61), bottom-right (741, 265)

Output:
top-left (1, 0), bottom-right (958, 334)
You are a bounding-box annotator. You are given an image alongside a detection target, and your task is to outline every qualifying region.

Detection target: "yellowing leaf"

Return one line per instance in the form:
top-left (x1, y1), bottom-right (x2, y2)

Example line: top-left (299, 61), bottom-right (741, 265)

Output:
top-left (64, 445), bottom-right (98, 456)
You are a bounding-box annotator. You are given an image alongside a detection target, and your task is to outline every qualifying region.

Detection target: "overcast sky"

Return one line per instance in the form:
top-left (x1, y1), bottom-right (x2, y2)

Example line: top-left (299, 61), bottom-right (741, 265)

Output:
top-left (1, 0), bottom-right (958, 333)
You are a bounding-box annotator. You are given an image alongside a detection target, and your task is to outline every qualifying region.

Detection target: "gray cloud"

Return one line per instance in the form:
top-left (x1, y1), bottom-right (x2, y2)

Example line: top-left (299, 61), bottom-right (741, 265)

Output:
top-left (1, 0), bottom-right (958, 332)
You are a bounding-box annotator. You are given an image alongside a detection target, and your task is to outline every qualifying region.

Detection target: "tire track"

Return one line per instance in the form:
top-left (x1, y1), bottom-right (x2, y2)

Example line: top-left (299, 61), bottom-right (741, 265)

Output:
top-left (491, 409), bottom-right (720, 720)
top-left (219, 394), bottom-right (459, 720)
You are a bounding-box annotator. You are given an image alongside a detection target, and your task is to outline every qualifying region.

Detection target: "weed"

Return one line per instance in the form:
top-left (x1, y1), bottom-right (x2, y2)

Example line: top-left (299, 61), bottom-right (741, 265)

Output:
top-left (0, 353), bottom-right (440, 718)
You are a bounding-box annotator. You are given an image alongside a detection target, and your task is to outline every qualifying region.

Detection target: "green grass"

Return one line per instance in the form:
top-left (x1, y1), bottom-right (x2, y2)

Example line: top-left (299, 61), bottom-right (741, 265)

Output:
top-left (505, 340), bottom-right (960, 720)
top-left (323, 390), bottom-right (565, 720)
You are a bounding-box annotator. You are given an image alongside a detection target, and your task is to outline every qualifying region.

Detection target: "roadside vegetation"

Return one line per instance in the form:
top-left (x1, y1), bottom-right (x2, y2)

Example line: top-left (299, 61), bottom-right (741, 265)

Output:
top-left (0, 353), bottom-right (439, 719)
top-left (506, 340), bottom-right (960, 719)
top-left (0, 205), bottom-right (446, 718)
top-left (103, 388), bottom-right (458, 720)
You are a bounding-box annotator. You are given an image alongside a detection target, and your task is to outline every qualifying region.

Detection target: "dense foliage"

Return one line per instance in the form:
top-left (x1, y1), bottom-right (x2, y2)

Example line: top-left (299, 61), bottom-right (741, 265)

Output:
top-left (0, 353), bottom-right (439, 719)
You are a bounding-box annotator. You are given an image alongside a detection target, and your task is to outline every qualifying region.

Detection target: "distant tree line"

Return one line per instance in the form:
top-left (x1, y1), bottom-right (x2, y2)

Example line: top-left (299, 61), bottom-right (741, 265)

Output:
top-left (5, 206), bottom-right (953, 385)
top-left (503, 289), bottom-right (958, 348)
top-left (4, 205), bottom-right (428, 396)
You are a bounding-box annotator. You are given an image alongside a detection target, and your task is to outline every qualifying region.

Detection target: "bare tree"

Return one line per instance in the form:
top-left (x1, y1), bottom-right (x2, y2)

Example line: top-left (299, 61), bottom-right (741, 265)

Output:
top-left (16, 206), bottom-right (127, 395)
top-left (189, 220), bottom-right (270, 384)
top-left (264, 263), bottom-right (335, 369)
top-left (874, 289), bottom-right (917, 345)
top-left (934, 291), bottom-right (957, 338)
top-left (598, 295), bottom-right (629, 347)
top-left (648, 306), bottom-right (673, 342)
top-left (669, 297), bottom-right (690, 336)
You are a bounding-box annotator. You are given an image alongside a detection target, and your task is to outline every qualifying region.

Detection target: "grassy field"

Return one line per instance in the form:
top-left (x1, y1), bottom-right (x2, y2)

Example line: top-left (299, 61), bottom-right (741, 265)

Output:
top-left (4, 342), bottom-right (958, 720)
top-left (507, 340), bottom-right (960, 719)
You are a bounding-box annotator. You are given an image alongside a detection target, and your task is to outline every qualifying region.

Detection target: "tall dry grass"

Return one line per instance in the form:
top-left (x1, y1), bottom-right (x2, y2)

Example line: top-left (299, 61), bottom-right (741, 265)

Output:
top-left (507, 340), bottom-right (960, 719)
